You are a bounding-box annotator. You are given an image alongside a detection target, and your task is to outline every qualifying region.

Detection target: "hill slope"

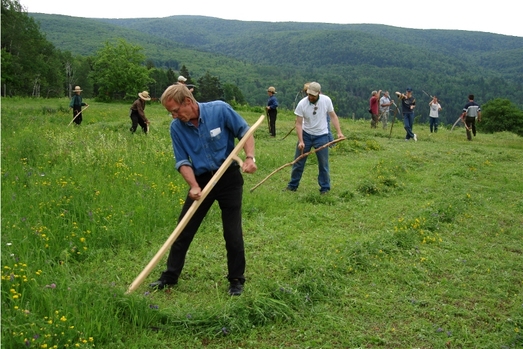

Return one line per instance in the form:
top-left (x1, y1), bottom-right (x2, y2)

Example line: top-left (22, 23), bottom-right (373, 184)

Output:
top-left (30, 14), bottom-right (523, 122)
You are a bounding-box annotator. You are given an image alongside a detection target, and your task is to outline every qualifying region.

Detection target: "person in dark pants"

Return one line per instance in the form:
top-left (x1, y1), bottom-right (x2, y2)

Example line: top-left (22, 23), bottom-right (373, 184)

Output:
top-left (266, 86), bottom-right (278, 137)
top-left (150, 84), bottom-right (257, 296)
top-left (129, 91), bottom-right (151, 134)
top-left (395, 87), bottom-right (417, 141)
top-left (461, 94), bottom-right (482, 141)
top-left (69, 86), bottom-right (88, 125)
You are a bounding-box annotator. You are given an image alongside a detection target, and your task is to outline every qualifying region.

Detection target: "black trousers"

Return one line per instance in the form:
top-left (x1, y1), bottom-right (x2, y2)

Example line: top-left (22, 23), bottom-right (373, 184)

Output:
top-left (160, 165), bottom-right (246, 284)
top-left (129, 109), bottom-right (148, 133)
top-left (268, 109), bottom-right (277, 137)
top-left (72, 107), bottom-right (82, 125)
top-left (465, 116), bottom-right (477, 140)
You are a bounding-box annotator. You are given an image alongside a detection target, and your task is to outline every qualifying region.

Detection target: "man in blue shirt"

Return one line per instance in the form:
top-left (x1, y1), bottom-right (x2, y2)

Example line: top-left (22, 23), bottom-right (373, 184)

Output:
top-left (150, 84), bottom-right (257, 296)
top-left (266, 86), bottom-right (278, 137)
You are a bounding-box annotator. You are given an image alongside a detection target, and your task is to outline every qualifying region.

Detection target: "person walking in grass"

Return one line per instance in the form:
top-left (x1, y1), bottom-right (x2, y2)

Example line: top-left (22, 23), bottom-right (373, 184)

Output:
top-left (379, 91), bottom-right (392, 130)
top-left (69, 86), bottom-right (88, 125)
top-left (150, 84), bottom-right (257, 296)
top-left (461, 94), bottom-right (482, 141)
top-left (129, 91), bottom-right (151, 134)
top-left (285, 82), bottom-right (344, 195)
top-left (266, 86), bottom-right (278, 137)
top-left (395, 87), bottom-right (417, 141)
top-left (428, 96), bottom-right (442, 133)
top-left (369, 89), bottom-right (382, 129)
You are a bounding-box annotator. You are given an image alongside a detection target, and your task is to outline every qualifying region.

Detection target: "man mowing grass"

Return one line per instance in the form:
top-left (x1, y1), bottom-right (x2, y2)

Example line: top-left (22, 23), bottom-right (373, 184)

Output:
top-left (150, 84), bottom-right (257, 296)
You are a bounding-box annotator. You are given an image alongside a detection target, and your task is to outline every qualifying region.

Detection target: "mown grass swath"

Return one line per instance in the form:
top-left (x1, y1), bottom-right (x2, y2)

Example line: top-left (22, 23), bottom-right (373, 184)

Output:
top-left (2, 98), bottom-right (522, 348)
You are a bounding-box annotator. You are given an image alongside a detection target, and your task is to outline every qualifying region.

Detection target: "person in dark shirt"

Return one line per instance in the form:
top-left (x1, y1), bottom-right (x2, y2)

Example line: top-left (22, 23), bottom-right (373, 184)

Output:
top-left (461, 94), bottom-right (482, 141)
top-left (69, 86), bottom-right (88, 125)
top-left (395, 87), bottom-right (417, 141)
top-left (129, 91), bottom-right (151, 134)
top-left (266, 86), bottom-right (279, 137)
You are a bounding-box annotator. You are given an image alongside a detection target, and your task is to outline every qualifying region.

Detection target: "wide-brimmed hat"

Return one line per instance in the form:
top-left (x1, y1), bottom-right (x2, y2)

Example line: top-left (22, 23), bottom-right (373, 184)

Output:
top-left (177, 75), bottom-right (187, 82)
top-left (267, 86), bottom-right (277, 94)
top-left (72, 86), bottom-right (82, 92)
top-left (306, 82), bottom-right (321, 96)
top-left (138, 91), bottom-right (151, 101)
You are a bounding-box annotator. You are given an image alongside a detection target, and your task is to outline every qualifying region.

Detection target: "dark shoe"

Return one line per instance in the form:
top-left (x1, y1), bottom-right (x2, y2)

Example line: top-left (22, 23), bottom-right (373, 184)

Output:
top-left (320, 190), bottom-right (329, 195)
top-left (149, 279), bottom-right (176, 290)
top-left (228, 279), bottom-right (243, 296)
top-left (284, 187), bottom-right (297, 192)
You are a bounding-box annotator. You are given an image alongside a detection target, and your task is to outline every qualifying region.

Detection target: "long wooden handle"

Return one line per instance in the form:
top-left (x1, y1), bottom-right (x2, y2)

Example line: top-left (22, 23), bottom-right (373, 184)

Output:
top-left (126, 114), bottom-right (265, 294)
top-left (68, 105), bottom-right (89, 126)
top-left (249, 137), bottom-right (347, 193)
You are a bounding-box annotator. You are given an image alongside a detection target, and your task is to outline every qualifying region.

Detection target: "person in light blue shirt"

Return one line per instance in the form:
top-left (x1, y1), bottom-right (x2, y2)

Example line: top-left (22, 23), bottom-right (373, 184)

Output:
top-left (150, 84), bottom-right (257, 296)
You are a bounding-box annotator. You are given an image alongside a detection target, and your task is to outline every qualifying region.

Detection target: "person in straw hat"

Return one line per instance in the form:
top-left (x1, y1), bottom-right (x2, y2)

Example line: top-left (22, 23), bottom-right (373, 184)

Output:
top-left (69, 86), bottom-right (88, 125)
top-left (266, 86), bottom-right (278, 137)
top-left (129, 91), bottom-right (151, 134)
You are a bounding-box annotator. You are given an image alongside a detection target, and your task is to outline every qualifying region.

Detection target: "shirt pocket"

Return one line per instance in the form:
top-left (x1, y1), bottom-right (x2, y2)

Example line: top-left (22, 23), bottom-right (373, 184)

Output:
top-left (208, 127), bottom-right (226, 152)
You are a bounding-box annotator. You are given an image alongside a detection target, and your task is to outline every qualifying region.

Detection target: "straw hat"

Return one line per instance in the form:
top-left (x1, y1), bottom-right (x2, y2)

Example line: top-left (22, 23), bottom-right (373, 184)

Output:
top-left (267, 86), bottom-right (277, 94)
top-left (72, 86), bottom-right (82, 92)
top-left (138, 91), bottom-right (151, 101)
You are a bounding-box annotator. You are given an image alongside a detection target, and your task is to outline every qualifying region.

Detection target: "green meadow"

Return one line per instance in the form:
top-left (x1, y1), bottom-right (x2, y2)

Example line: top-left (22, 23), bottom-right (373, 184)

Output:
top-left (1, 97), bottom-right (522, 348)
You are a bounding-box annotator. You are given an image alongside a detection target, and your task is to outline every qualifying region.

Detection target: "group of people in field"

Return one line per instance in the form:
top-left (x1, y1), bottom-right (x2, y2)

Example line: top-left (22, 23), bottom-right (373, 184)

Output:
top-left (68, 81), bottom-right (482, 296)
top-left (368, 88), bottom-right (482, 142)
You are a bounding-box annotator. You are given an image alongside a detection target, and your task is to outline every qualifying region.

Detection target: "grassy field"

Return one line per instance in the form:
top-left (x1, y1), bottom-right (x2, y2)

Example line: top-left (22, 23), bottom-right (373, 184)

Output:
top-left (2, 97), bottom-right (522, 348)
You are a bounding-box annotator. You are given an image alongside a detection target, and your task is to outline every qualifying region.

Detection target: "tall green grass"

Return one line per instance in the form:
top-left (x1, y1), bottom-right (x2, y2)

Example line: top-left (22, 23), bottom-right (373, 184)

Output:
top-left (2, 97), bottom-right (522, 348)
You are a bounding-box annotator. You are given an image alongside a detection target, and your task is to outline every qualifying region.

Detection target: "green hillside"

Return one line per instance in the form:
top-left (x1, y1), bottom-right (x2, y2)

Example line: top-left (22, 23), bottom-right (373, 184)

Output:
top-left (30, 13), bottom-right (523, 124)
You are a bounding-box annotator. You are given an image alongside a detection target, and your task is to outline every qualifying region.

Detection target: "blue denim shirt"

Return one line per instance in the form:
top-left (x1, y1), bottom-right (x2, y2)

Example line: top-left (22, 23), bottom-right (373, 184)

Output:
top-left (170, 101), bottom-right (250, 176)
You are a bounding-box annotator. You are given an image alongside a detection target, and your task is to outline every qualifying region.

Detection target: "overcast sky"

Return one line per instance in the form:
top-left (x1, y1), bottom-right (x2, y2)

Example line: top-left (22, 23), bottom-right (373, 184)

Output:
top-left (20, 0), bottom-right (523, 38)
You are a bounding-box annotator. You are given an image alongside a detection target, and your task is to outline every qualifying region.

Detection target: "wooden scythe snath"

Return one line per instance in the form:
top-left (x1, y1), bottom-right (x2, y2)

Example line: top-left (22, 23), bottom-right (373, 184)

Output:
top-left (451, 115), bottom-right (471, 131)
top-left (249, 137), bottom-right (347, 193)
top-left (126, 114), bottom-right (266, 294)
top-left (68, 105), bottom-right (90, 126)
top-left (389, 101), bottom-right (400, 138)
top-left (280, 126), bottom-right (296, 140)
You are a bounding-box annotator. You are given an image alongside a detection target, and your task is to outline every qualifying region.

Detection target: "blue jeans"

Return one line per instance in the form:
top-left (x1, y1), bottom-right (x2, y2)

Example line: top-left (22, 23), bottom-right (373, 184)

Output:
top-left (429, 117), bottom-right (438, 133)
top-left (287, 131), bottom-right (330, 192)
top-left (403, 112), bottom-right (415, 139)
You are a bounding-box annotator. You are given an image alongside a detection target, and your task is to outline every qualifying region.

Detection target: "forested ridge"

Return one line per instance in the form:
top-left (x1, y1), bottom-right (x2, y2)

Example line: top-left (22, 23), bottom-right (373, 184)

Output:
top-left (17, 12), bottom-right (523, 124)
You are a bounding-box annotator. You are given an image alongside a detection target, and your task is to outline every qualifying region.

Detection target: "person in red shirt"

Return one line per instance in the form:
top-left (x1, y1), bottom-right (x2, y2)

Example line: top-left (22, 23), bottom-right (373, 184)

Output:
top-left (369, 90), bottom-right (382, 128)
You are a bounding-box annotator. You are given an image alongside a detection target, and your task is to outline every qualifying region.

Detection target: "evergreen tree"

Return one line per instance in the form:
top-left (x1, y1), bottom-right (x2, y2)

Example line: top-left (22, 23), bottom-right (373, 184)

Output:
top-left (1, 0), bottom-right (63, 96)
top-left (196, 71), bottom-right (223, 102)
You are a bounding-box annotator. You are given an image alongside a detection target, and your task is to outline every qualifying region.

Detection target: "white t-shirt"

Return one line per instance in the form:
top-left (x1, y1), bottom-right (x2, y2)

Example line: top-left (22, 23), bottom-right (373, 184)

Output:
top-left (429, 103), bottom-right (441, 118)
top-left (380, 96), bottom-right (391, 112)
top-left (294, 95), bottom-right (334, 136)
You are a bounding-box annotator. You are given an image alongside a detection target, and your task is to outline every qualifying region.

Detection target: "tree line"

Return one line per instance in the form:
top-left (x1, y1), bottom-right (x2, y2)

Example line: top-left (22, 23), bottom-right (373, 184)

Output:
top-left (1, 0), bottom-right (244, 104)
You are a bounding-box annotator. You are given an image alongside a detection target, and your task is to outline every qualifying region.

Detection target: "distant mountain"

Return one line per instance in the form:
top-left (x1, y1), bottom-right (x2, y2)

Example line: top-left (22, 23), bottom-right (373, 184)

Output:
top-left (30, 13), bottom-right (523, 122)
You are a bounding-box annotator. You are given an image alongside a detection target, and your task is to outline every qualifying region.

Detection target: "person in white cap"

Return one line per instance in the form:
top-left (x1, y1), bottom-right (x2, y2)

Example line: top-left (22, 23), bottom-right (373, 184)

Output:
top-left (177, 75), bottom-right (194, 93)
top-left (285, 82), bottom-right (344, 194)
top-left (129, 91), bottom-right (151, 134)
top-left (69, 86), bottom-right (88, 125)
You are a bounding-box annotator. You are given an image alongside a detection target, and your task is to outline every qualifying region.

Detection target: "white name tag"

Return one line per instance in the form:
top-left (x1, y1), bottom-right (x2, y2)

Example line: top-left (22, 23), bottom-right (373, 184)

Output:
top-left (210, 127), bottom-right (221, 137)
